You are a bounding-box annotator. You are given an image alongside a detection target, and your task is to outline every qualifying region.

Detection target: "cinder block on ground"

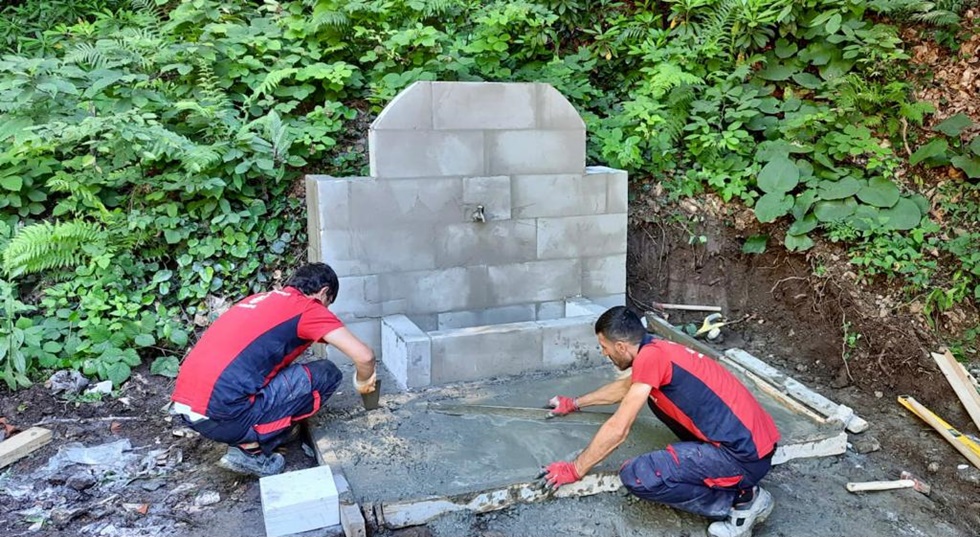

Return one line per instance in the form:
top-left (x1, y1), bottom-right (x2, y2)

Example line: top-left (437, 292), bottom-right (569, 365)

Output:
top-left (382, 315), bottom-right (431, 390)
top-left (261, 465), bottom-right (339, 537)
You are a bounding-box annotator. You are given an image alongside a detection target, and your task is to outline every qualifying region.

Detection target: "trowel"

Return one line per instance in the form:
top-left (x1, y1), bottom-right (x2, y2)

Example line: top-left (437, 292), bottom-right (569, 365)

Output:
top-left (361, 379), bottom-right (381, 410)
top-left (426, 402), bottom-right (612, 424)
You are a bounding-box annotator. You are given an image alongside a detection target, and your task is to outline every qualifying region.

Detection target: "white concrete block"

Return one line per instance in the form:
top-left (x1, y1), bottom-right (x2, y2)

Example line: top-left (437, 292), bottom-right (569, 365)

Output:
top-left (512, 174), bottom-right (606, 218)
top-left (429, 321), bottom-right (544, 383)
top-left (382, 315), bottom-right (431, 389)
top-left (327, 319), bottom-right (381, 363)
top-left (370, 130), bottom-right (485, 178)
top-left (585, 167), bottom-right (628, 214)
top-left (536, 300), bottom-right (566, 321)
top-left (307, 175), bottom-right (352, 230)
top-left (433, 82), bottom-right (536, 130)
top-left (536, 214), bottom-right (627, 260)
top-left (437, 304), bottom-right (536, 330)
top-left (379, 267), bottom-right (488, 315)
top-left (587, 294), bottom-right (625, 309)
top-left (330, 275), bottom-right (381, 320)
top-left (535, 83), bottom-right (586, 130)
top-left (487, 130), bottom-right (585, 175)
top-left (540, 317), bottom-right (602, 367)
top-left (349, 177), bottom-right (463, 227)
top-left (463, 175), bottom-right (511, 221)
top-left (487, 259), bottom-right (582, 305)
top-left (582, 254), bottom-right (627, 297)
top-left (565, 297), bottom-right (607, 318)
top-left (436, 219), bottom-right (537, 267)
top-left (371, 81), bottom-right (433, 131)
top-left (261, 465), bottom-right (339, 537)
top-left (347, 225), bottom-right (439, 274)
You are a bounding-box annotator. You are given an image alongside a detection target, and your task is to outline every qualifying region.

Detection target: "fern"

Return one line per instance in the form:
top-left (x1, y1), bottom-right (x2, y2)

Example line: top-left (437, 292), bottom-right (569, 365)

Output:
top-left (46, 174), bottom-right (112, 219)
top-left (247, 68), bottom-right (299, 105)
top-left (2, 221), bottom-right (105, 277)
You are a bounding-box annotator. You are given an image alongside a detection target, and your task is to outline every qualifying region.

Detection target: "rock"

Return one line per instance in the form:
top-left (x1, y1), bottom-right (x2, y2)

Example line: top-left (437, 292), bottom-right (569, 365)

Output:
top-left (850, 435), bottom-right (881, 454)
top-left (957, 467), bottom-right (980, 486)
top-left (928, 462), bottom-right (940, 473)
top-left (47, 370), bottom-right (90, 395)
top-left (141, 479), bottom-right (166, 491)
top-left (66, 471), bottom-right (97, 491)
top-left (193, 490), bottom-right (220, 507)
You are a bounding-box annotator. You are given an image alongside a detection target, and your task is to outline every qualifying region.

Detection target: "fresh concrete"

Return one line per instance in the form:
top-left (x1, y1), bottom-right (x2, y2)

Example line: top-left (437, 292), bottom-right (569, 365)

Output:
top-left (306, 81), bottom-right (628, 387)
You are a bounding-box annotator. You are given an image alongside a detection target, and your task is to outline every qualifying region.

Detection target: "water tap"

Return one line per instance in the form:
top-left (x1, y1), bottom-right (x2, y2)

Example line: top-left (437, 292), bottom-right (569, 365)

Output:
top-left (471, 204), bottom-right (486, 223)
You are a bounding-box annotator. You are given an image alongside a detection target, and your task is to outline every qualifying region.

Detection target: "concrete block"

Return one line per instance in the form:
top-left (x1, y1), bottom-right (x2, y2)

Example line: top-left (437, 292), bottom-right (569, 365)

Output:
top-left (584, 167), bottom-right (628, 214)
top-left (307, 175), bottom-right (352, 230)
top-left (331, 275), bottom-right (381, 320)
top-left (536, 214), bottom-right (627, 260)
top-left (536, 300), bottom-right (566, 321)
top-left (512, 174), bottom-right (606, 218)
top-left (349, 177), bottom-right (463, 227)
top-left (487, 130), bottom-right (585, 175)
top-left (371, 81), bottom-right (433, 131)
top-left (437, 304), bottom-right (536, 330)
top-left (407, 314), bottom-right (438, 332)
top-left (463, 176), bottom-right (511, 221)
top-left (565, 297), bottom-right (607, 318)
top-left (540, 317), bottom-right (602, 367)
top-left (327, 319), bottom-right (381, 363)
top-left (429, 322), bottom-right (544, 384)
top-left (346, 225), bottom-right (439, 274)
top-left (433, 82), bottom-right (536, 130)
top-left (261, 465), bottom-right (339, 537)
top-left (381, 315), bottom-right (432, 390)
top-left (370, 130), bottom-right (484, 178)
top-left (488, 259), bottom-right (581, 305)
top-left (587, 294), bottom-right (625, 309)
top-left (379, 267), bottom-right (489, 315)
top-left (582, 254), bottom-right (627, 297)
top-left (535, 83), bottom-right (586, 130)
top-left (436, 219), bottom-right (537, 267)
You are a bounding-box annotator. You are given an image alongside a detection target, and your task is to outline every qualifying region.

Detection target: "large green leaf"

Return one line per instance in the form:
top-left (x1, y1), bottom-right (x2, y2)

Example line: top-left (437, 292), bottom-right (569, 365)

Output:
top-left (933, 113), bottom-right (973, 137)
top-left (791, 189), bottom-right (818, 220)
top-left (775, 39), bottom-right (798, 59)
top-left (817, 176), bottom-right (862, 200)
top-left (909, 194), bottom-right (930, 216)
top-left (970, 136), bottom-right (980, 156)
top-left (134, 334), bottom-right (156, 347)
top-left (813, 198), bottom-right (857, 222)
top-left (758, 62), bottom-right (798, 81)
top-left (909, 138), bottom-right (949, 166)
top-left (819, 58), bottom-right (854, 80)
top-left (848, 205), bottom-right (881, 231)
top-left (785, 233), bottom-right (814, 252)
top-left (881, 198), bottom-right (922, 231)
top-left (107, 362), bottom-right (131, 387)
top-left (742, 235), bottom-right (768, 254)
top-left (0, 175), bottom-right (23, 191)
top-left (788, 214), bottom-right (818, 235)
top-left (755, 193), bottom-right (794, 223)
top-left (857, 177), bottom-right (900, 208)
top-left (792, 72), bottom-right (823, 89)
top-left (952, 155), bottom-right (980, 178)
top-left (758, 157), bottom-right (800, 193)
top-left (150, 356), bottom-right (180, 378)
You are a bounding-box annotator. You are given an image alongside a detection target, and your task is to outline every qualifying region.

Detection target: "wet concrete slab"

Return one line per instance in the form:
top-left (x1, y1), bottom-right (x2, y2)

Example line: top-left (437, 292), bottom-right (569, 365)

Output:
top-left (311, 359), bottom-right (845, 512)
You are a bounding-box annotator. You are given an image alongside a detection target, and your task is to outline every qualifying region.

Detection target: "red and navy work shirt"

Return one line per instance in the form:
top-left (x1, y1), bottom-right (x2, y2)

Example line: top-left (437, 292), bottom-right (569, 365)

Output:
top-left (171, 287), bottom-right (344, 420)
top-left (632, 338), bottom-right (780, 462)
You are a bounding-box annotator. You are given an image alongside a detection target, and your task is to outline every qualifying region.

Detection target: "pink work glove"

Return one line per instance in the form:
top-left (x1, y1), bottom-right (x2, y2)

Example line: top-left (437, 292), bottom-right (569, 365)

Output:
top-left (538, 461), bottom-right (582, 491)
top-left (547, 395), bottom-right (580, 417)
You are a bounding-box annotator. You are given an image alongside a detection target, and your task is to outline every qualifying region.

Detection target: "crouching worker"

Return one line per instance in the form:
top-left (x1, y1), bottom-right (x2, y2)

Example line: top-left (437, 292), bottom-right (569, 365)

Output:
top-left (170, 263), bottom-right (376, 477)
top-left (541, 306), bottom-right (780, 537)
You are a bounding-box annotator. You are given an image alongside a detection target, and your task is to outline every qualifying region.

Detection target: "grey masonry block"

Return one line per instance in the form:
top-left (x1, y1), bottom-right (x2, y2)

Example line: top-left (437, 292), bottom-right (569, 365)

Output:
top-left (462, 175), bottom-right (511, 221)
top-left (348, 224), bottom-right (439, 275)
top-left (589, 294), bottom-right (626, 309)
top-left (540, 317), bottom-right (603, 367)
top-left (326, 319), bottom-right (381, 363)
top-left (407, 314), bottom-right (438, 332)
top-left (512, 174), bottom-right (606, 218)
top-left (381, 315), bottom-right (431, 390)
top-left (437, 304), bottom-right (536, 330)
top-left (429, 322), bottom-right (544, 384)
top-left (487, 130), bottom-right (586, 175)
top-left (536, 300), bottom-right (566, 321)
top-left (535, 83), bottom-right (586, 130)
top-left (307, 175), bottom-right (352, 230)
top-left (536, 214), bottom-right (627, 260)
top-left (370, 130), bottom-right (485, 179)
top-left (380, 267), bottom-right (489, 315)
top-left (349, 177), bottom-right (463, 228)
top-left (435, 219), bottom-right (537, 267)
top-left (488, 259), bottom-right (582, 305)
top-left (565, 297), bottom-right (608, 318)
top-left (583, 254), bottom-right (627, 297)
top-left (594, 167), bottom-right (629, 214)
top-left (331, 275), bottom-right (381, 320)
top-left (371, 81), bottom-right (433, 131)
top-left (433, 82), bottom-right (536, 130)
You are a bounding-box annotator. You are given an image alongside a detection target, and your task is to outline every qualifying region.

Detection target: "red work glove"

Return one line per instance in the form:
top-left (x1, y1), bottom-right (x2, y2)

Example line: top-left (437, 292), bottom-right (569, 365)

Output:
top-left (547, 395), bottom-right (579, 418)
top-left (538, 461), bottom-right (582, 491)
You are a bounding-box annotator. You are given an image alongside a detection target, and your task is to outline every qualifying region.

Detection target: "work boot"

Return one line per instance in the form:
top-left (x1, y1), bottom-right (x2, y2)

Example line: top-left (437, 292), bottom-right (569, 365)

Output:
top-left (707, 486), bottom-right (774, 537)
top-left (217, 446), bottom-right (285, 477)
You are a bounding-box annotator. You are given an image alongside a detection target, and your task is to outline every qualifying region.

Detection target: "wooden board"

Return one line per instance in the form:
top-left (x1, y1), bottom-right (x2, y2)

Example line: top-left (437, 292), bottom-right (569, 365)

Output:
top-left (898, 395), bottom-right (980, 470)
top-left (932, 350), bottom-right (980, 432)
top-left (0, 427), bottom-right (53, 469)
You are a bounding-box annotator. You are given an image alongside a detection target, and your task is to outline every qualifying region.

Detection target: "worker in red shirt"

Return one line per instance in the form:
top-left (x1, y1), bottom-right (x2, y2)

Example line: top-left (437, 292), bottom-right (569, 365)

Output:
top-left (542, 306), bottom-right (779, 537)
top-left (171, 263), bottom-right (376, 477)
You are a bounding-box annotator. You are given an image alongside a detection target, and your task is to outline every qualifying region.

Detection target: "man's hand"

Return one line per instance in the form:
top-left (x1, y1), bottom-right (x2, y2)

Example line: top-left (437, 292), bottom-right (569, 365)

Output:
top-left (353, 372), bottom-right (377, 395)
top-left (537, 461), bottom-right (581, 491)
top-left (547, 395), bottom-right (579, 417)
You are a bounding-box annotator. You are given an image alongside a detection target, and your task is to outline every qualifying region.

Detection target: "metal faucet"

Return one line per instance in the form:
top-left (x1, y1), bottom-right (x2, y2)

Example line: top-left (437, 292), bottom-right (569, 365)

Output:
top-left (471, 204), bottom-right (486, 223)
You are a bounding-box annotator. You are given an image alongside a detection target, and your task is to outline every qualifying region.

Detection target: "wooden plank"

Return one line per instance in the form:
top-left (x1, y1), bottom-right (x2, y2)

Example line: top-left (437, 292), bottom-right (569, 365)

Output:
top-left (0, 427), bottom-right (52, 469)
top-left (898, 395), bottom-right (980, 470)
top-left (643, 314), bottom-right (868, 433)
top-left (932, 350), bottom-right (980, 432)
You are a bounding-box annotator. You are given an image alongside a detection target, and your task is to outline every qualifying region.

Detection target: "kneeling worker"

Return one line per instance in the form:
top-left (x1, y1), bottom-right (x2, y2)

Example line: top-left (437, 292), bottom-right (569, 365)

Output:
top-left (542, 306), bottom-right (779, 537)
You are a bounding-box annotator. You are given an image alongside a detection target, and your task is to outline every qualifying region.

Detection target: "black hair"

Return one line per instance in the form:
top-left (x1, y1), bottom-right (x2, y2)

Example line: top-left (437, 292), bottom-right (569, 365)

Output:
top-left (285, 263), bottom-right (339, 301)
top-left (594, 306), bottom-right (645, 345)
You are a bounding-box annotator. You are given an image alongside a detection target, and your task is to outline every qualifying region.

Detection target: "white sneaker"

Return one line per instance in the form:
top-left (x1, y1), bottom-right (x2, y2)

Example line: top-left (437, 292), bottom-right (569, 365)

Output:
top-left (707, 486), bottom-right (774, 537)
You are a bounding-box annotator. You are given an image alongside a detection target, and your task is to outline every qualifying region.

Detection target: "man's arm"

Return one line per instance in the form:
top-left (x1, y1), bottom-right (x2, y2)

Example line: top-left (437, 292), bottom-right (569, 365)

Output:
top-left (576, 375), bottom-right (633, 408)
top-left (572, 381), bottom-right (653, 477)
top-left (323, 327), bottom-right (377, 391)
